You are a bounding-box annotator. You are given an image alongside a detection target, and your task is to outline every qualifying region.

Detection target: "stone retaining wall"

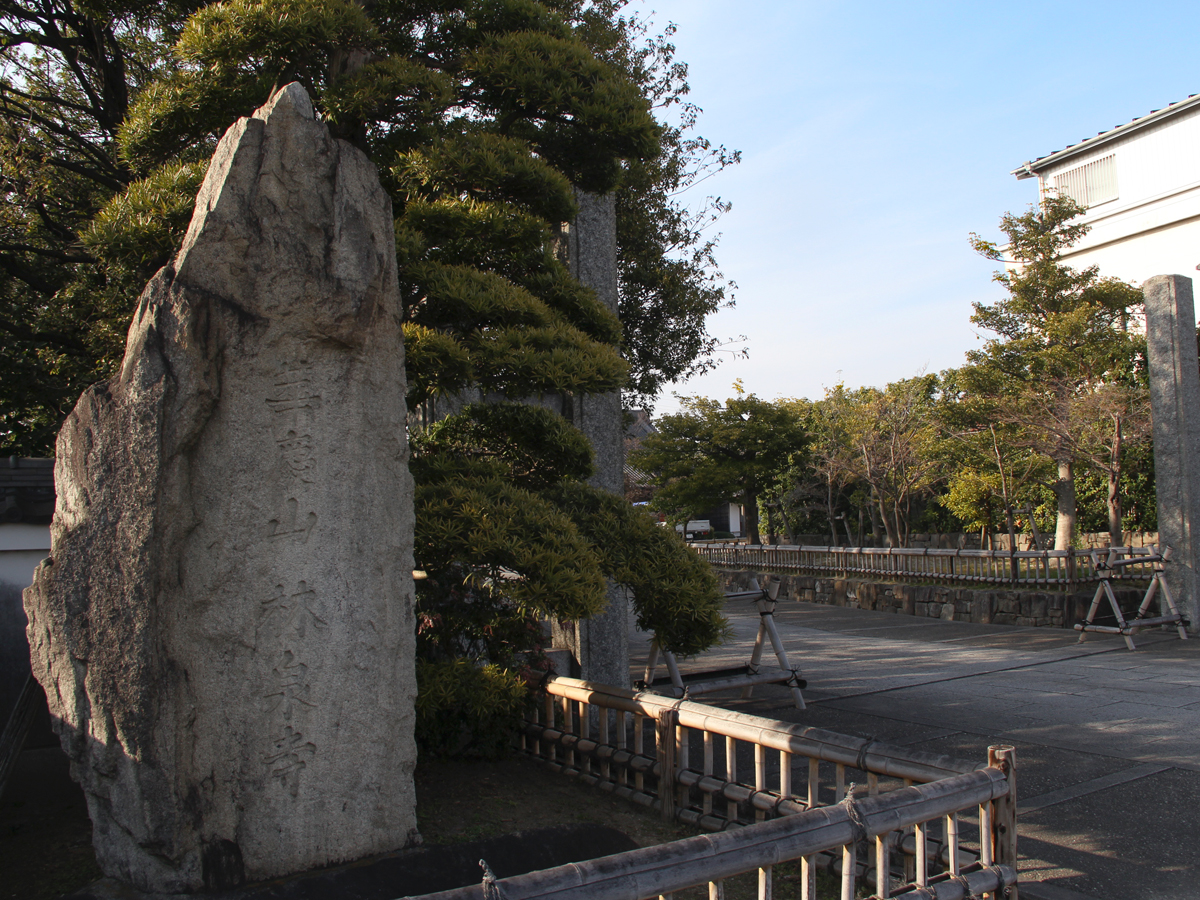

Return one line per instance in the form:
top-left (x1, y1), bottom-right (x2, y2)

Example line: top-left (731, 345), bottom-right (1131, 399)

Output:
top-left (775, 532), bottom-right (1160, 551)
top-left (716, 570), bottom-right (1144, 629)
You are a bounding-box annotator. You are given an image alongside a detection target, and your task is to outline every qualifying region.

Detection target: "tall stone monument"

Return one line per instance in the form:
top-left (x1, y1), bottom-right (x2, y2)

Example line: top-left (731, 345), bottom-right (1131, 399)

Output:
top-left (23, 84), bottom-right (418, 893)
top-left (550, 191), bottom-right (631, 687)
top-left (1144, 273), bottom-right (1200, 631)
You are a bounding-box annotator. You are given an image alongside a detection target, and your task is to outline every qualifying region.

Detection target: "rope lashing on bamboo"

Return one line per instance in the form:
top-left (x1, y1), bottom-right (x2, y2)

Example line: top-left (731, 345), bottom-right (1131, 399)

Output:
top-left (855, 738), bottom-right (880, 774)
top-left (985, 865), bottom-right (1014, 898)
top-left (839, 783), bottom-right (869, 848)
top-left (950, 873), bottom-right (976, 897)
top-left (480, 860), bottom-right (505, 900)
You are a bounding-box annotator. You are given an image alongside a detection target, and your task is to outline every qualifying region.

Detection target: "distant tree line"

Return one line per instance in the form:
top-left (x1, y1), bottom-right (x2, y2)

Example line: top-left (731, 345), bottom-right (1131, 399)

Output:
top-left (633, 196), bottom-right (1156, 551)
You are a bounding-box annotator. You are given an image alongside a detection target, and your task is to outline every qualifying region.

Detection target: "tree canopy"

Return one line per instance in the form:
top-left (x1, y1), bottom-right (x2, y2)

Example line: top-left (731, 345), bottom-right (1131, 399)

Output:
top-left (967, 195), bottom-right (1146, 548)
top-left (2, 0), bottom-right (731, 755)
top-left (631, 386), bottom-right (808, 544)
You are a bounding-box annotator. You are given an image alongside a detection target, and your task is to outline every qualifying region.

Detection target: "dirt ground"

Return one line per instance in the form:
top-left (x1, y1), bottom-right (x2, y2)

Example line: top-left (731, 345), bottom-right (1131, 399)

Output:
top-left (1, 749), bottom-right (698, 900)
top-left (3, 747), bottom-right (846, 900)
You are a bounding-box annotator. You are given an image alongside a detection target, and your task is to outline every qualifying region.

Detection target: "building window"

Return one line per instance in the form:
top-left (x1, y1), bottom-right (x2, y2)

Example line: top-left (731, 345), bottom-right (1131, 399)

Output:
top-left (1052, 154), bottom-right (1118, 207)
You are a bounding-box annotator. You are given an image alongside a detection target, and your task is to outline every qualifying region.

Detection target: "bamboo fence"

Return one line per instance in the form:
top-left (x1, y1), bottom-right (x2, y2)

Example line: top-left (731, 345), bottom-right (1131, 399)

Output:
top-left (694, 543), bottom-right (1161, 591)
top-left (431, 674), bottom-right (1020, 900)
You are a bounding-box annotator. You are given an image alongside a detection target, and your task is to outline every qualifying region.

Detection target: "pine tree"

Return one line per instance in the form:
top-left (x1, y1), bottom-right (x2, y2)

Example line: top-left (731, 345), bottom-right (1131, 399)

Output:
top-left (3, 0), bottom-right (728, 754)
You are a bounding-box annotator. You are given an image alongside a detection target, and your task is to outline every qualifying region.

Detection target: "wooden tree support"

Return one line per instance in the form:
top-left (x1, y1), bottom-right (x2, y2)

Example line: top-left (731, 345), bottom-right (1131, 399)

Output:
top-left (1075, 546), bottom-right (1189, 650)
top-left (639, 578), bottom-right (807, 709)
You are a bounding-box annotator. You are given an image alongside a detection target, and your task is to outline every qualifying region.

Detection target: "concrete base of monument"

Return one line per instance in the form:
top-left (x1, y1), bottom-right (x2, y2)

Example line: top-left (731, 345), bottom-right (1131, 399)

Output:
top-left (67, 823), bottom-right (637, 900)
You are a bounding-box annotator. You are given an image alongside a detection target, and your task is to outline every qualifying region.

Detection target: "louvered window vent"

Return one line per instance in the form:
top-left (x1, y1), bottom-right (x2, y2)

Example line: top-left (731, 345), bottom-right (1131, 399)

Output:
top-left (1052, 154), bottom-right (1118, 207)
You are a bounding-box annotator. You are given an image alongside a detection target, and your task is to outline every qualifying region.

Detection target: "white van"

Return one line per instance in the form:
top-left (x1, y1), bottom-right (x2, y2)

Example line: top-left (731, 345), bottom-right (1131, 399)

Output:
top-left (675, 520), bottom-right (713, 540)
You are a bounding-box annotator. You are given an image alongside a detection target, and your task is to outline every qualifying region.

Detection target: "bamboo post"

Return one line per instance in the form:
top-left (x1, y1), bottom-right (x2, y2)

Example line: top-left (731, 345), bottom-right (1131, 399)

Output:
top-left (758, 866), bottom-right (772, 900)
top-left (703, 731), bottom-right (714, 816)
top-left (989, 744), bottom-right (1018, 900)
top-left (914, 820), bottom-right (928, 886)
top-left (726, 736), bottom-right (738, 822)
top-left (709, 881), bottom-right (724, 900)
top-left (840, 842), bottom-right (855, 900)
top-left (635, 715), bottom-right (645, 793)
top-left (946, 813), bottom-right (960, 876)
top-left (562, 695), bottom-right (574, 769)
top-left (800, 856), bottom-right (816, 900)
top-left (780, 750), bottom-right (792, 798)
top-left (875, 833), bottom-right (890, 898)
top-left (580, 700), bottom-right (591, 776)
top-left (754, 742), bottom-right (766, 823)
top-left (979, 801), bottom-right (995, 900)
top-left (545, 693), bottom-right (556, 765)
top-left (807, 758), bottom-right (819, 808)
top-left (657, 708), bottom-right (679, 821)
top-left (677, 723), bottom-right (690, 811)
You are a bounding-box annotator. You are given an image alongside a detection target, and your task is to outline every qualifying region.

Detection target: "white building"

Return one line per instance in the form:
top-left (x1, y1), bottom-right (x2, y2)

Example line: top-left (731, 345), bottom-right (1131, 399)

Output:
top-left (1013, 93), bottom-right (1200, 285)
top-left (0, 458), bottom-right (53, 730)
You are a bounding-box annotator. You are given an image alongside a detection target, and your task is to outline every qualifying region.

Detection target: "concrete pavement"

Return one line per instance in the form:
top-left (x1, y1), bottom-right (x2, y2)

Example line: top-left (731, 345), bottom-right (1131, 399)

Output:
top-left (633, 596), bottom-right (1200, 899)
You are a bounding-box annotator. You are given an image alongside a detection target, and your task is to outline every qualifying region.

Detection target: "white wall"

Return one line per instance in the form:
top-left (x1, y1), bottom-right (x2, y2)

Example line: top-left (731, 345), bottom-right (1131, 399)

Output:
top-left (1, 523), bottom-right (50, 728)
top-left (1035, 102), bottom-right (1200, 284)
top-left (0, 522), bottom-right (51, 589)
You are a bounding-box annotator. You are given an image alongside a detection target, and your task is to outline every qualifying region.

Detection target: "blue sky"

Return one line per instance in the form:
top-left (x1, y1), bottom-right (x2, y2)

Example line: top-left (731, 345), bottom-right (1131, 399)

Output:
top-left (641, 0), bottom-right (1200, 411)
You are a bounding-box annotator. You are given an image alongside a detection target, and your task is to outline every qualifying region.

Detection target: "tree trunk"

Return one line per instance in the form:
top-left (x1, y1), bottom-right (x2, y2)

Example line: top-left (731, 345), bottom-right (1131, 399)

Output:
top-left (779, 494), bottom-right (796, 544)
top-left (991, 426), bottom-right (1018, 553)
top-left (877, 491), bottom-right (898, 548)
top-left (1108, 414), bottom-right (1124, 547)
top-left (1053, 458), bottom-right (1076, 550)
top-left (867, 495), bottom-right (884, 547)
top-left (826, 481), bottom-right (838, 546)
top-left (744, 486), bottom-right (760, 545)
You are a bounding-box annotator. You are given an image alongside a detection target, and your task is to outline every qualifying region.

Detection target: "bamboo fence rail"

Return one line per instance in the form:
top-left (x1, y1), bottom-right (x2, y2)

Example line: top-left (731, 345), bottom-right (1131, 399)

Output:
top-left (475, 674), bottom-right (1020, 900)
top-left (694, 542), bottom-right (1161, 591)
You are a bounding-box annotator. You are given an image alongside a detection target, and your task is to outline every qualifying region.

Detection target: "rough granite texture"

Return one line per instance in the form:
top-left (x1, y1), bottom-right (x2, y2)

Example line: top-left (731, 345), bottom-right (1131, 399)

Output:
top-left (1144, 274), bottom-right (1200, 631)
top-left (23, 83), bottom-right (417, 893)
top-left (550, 191), bottom-right (631, 688)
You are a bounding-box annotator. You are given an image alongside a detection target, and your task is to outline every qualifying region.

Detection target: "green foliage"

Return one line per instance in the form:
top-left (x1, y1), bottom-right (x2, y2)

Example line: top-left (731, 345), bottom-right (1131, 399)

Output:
top-left (966, 195), bottom-right (1147, 547)
top-left (415, 659), bottom-right (531, 758)
top-left (633, 391), bottom-right (808, 545)
top-left (2, 0), bottom-right (734, 757)
top-left (84, 160), bottom-right (209, 276)
top-left (549, 481), bottom-right (728, 656)
top-left (412, 404), bottom-right (727, 657)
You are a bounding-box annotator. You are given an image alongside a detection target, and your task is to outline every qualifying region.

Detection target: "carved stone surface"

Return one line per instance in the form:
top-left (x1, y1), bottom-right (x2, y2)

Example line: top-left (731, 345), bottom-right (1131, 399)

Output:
top-left (1144, 273), bottom-right (1200, 631)
top-left (23, 83), bottom-right (417, 893)
top-left (550, 190), bottom-right (630, 687)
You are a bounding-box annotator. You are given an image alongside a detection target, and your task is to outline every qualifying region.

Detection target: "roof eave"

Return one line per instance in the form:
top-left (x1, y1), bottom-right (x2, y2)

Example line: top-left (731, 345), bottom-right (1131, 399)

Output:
top-left (1011, 93), bottom-right (1200, 179)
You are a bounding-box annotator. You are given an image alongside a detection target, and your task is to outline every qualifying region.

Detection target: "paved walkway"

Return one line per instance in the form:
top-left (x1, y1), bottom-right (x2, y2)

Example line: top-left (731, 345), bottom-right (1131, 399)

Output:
top-left (631, 597), bottom-right (1200, 900)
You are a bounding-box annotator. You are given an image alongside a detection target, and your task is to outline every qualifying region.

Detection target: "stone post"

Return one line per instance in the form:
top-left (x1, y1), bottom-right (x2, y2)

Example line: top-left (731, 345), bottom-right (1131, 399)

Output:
top-left (550, 191), bottom-right (631, 687)
top-left (1143, 274), bottom-right (1200, 631)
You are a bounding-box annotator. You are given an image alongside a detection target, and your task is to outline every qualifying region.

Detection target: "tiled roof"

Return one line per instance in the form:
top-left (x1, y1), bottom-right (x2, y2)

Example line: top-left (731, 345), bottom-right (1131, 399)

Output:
top-left (1013, 93), bottom-right (1200, 178)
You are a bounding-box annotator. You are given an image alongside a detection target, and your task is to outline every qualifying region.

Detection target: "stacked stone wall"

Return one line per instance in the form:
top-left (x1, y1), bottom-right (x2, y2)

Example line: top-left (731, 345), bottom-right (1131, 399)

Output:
top-left (766, 532), bottom-right (1160, 551)
top-left (716, 570), bottom-right (1144, 629)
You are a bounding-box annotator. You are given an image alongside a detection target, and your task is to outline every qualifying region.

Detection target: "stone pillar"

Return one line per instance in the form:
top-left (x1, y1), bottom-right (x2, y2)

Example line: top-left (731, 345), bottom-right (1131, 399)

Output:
top-left (1144, 274), bottom-right (1200, 631)
top-left (550, 191), bottom-right (631, 687)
